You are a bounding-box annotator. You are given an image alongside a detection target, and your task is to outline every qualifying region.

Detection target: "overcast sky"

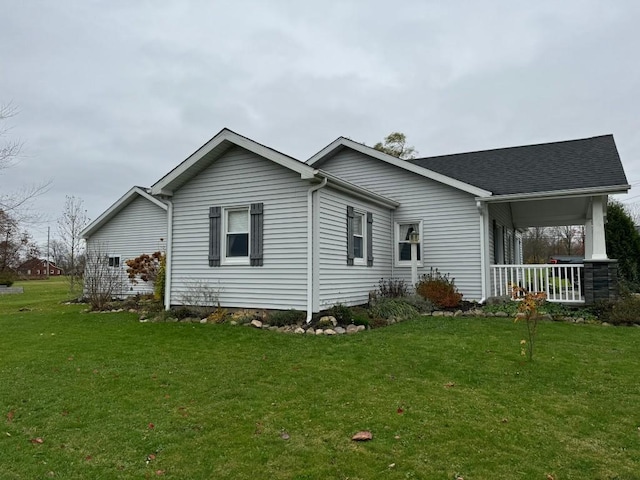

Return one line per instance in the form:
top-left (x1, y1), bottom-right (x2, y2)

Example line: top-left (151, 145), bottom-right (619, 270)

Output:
top-left (2, 0), bottom-right (639, 245)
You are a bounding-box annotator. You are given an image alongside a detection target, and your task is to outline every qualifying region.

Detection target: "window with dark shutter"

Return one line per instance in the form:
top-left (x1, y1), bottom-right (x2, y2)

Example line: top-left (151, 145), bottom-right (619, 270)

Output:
top-left (209, 206), bottom-right (221, 266)
top-left (250, 202), bottom-right (264, 266)
top-left (367, 212), bottom-right (374, 267)
top-left (346, 206), bottom-right (354, 265)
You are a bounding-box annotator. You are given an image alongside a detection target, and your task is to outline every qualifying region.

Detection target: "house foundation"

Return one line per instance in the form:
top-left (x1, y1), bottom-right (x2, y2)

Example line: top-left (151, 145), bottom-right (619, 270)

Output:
top-left (584, 260), bottom-right (618, 305)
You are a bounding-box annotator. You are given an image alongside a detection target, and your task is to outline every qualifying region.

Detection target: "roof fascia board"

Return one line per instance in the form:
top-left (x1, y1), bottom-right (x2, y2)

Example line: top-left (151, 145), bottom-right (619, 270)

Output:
top-left (476, 184), bottom-right (631, 204)
top-left (151, 129), bottom-right (316, 195)
top-left (81, 187), bottom-right (166, 239)
top-left (307, 138), bottom-right (492, 198)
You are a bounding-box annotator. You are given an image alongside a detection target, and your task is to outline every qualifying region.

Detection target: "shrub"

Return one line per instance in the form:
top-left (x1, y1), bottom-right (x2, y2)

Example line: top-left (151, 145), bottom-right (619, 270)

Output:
top-left (173, 306), bottom-right (198, 320)
top-left (0, 271), bottom-right (15, 286)
top-left (329, 303), bottom-right (353, 324)
top-left (416, 268), bottom-right (462, 308)
top-left (401, 294), bottom-right (435, 313)
top-left (369, 298), bottom-right (419, 321)
top-left (376, 278), bottom-right (408, 298)
top-left (268, 309), bottom-right (305, 327)
top-left (596, 295), bottom-right (640, 325)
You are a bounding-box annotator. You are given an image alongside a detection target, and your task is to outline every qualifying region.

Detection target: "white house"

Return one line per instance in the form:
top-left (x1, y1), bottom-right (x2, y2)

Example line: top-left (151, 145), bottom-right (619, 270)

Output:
top-left (82, 129), bottom-right (630, 317)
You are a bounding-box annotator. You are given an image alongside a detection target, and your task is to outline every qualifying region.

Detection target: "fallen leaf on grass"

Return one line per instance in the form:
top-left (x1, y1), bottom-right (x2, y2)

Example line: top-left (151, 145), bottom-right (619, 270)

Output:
top-left (444, 382), bottom-right (455, 388)
top-left (30, 437), bottom-right (44, 444)
top-left (280, 430), bottom-right (290, 440)
top-left (85, 455), bottom-right (92, 461)
top-left (146, 453), bottom-right (156, 464)
top-left (397, 408), bottom-right (404, 415)
top-left (156, 470), bottom-right (165, 476)
top-left (546, 475), bottom-right (555, 480)
top-left (148, 423), bottom-right (155, 430)
top-left (351, 431), bottom-right (373, 441)
top-left (6, 410), bottom-right (15, 423)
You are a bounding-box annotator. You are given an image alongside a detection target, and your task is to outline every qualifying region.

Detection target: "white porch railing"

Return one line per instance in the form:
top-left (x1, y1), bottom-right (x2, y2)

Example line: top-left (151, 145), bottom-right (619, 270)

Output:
top-left (490, 264), bottom-right (585, 303)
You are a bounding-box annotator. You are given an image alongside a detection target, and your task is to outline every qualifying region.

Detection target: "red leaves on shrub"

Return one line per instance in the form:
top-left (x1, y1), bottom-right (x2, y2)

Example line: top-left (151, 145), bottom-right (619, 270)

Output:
top-left (416, 268), bottom-right (463, 308)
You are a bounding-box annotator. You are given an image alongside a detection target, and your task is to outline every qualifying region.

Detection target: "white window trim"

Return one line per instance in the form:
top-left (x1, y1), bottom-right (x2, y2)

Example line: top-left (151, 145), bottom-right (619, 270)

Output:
top-left (352, 210), bottom-right (366, 266)
top-left (395, 220), bottom-right (423, 267)
top-left (222, 206), bottom-right (251, 266)
top-left (107, 255), bottom-right (121, 268)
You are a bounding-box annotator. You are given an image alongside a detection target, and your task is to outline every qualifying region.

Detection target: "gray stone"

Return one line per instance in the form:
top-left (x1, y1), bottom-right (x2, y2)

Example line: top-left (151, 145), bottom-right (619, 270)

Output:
top-left (454, 310), bottom-right (463, 317)
top-left (250, 319), bottom-right (263, 329)
top-left (601, 322), bottom-right (612, 327)
top-left (306, 328), bottom-right (315, 335)
top-left (432, 311), bottom-right (444, 317)
top-left (324, 329), bottom-right (337, 335)
top-left (575, 318), bottom-right (585, 324)
top-left (315, 329), bottom-right (324, 335)
top-left (200, 318), bottom-right (207, 324)
top-left (346, 324), bottom-right (358, 334)
top-left (335, 326), bottom-right (346, 334)
top-left (319, 315), bottom-right (338, 327)
top-left (294, 327), bottom-right (305, 334)
top-left (495, 311), bottom-right (509, 317)
top-left (443, 311), bottom-right (454, 317)
top-left (356, 325), bottom-right (366, 332)
top-left (229, 320), bottom-right (238, 326)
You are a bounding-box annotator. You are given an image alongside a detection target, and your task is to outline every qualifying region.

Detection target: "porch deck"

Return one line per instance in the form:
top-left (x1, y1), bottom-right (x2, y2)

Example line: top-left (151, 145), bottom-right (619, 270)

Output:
top-left (490, 264), bottom-right (584, 303)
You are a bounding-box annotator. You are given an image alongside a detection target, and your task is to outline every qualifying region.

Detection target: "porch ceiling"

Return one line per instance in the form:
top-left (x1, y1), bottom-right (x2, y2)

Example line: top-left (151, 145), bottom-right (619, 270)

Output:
top-left (509, 197), bottom-right (591, 228)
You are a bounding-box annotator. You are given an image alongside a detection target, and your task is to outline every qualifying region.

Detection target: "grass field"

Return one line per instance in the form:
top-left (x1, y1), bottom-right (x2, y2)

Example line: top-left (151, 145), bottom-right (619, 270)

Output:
top-left (1, 278), bottom-right (639, 479)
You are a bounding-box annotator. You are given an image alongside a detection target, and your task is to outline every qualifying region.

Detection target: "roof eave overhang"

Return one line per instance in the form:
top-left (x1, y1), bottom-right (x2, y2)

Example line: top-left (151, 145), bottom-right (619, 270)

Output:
top-left (307, 138), bottom-right (491, 198)
top-left (317, 171), bottom-right (400, 209)
top-left (475, 184), bottom-right (631, 204)
top-left (81, 187), bottom-right (168, 239)
top-left (151, 129), bottom-right (316, 196)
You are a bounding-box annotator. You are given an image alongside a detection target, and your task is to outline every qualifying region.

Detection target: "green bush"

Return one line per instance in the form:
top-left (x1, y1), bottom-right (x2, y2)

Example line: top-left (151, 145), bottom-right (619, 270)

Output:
top-left (596, 295), bottom-right (640, 325)
top-left (401, 294), bottom-right (435, 313)
top-left (329, 303), bottom-right (353, 324)
top-left (369, 298), bottom-right (419, 321)
top-left (172, 306), bottom-right (199, 320)
top-left (268, 309), bottom-right (305, 327)
top-left (0, 271), bottom-right (15, 287)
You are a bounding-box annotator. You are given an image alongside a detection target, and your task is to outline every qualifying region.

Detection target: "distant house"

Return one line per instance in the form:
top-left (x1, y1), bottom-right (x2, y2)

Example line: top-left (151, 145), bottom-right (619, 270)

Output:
top-left (17, 258), bottom-right (63, 278)
top-left (82, 129), bottom-right (630, 317)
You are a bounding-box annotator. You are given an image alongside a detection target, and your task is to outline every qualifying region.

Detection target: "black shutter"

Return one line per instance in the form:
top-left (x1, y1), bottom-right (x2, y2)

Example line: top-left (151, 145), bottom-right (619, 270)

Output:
top-left (209, 206), bottom-right (221, 267)
top-left (366, 211), bottom-right (374, 267)
top-left (250, 202), bottom-right (264, 266)
top-left (346, 206), bottom-right (354, 265)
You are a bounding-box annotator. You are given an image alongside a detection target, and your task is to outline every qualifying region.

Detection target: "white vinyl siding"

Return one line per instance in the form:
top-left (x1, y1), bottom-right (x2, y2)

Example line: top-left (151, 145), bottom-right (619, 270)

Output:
top-left (85, 195), bottom-right (167, 296)
top-left (316, 187), bottom-right (393, 309)
top-left (320, 149), bottom-right (483, 301)
top-left (170, 146), bottom-right (309, 310)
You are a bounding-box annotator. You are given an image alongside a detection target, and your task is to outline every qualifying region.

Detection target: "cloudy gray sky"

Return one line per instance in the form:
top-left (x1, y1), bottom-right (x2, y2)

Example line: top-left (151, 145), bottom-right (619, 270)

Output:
top-left (2, 0), bottom-right (639, 245)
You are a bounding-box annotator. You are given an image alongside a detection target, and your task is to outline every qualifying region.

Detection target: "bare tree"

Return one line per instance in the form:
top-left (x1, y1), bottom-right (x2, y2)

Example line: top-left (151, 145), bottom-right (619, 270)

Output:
top-left (0, 102), bottom-right (51, 223)
top-left (84, 243), bottom-right (125, 310)
top-left (0, 209), bottom-right (39, 272)
top-left (57, 195), bottom-right (89, 292)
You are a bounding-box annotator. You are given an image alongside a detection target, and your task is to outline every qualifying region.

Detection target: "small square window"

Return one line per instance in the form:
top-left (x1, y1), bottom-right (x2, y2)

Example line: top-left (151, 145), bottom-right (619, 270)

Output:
top-left (108, 256), bottom-right (120, 268)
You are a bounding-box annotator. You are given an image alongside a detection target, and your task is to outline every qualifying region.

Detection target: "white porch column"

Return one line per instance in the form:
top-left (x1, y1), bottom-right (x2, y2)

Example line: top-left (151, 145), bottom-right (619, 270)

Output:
top-left (584, 219), bottom-right (593, 260)
top-left (590, 196), bottom-right (608, 260)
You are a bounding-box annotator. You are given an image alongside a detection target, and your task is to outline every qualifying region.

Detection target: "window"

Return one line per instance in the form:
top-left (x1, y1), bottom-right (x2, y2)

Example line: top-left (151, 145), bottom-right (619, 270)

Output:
top-left (225, 208), bottom-right (249, 260)
top-left (108, 256), bottom-right (120, 268)
top-left (347, 206), bottom-right (373, 267)
top-left (396, 221), bottom-right (422, 265)
top-left (352, 211), bottom-right (365, 262)
top-left (209, 203), bottom-right (263, 267)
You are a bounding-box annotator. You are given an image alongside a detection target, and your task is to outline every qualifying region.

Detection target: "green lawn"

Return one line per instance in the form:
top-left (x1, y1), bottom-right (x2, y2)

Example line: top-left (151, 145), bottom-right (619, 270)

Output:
top-left (1, 279), bottom-right (639, 479)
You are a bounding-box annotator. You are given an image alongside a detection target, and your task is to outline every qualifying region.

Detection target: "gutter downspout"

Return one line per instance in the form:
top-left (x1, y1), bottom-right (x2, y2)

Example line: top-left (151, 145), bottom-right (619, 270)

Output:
top-left (164, 198), bottom-right (174, 310)
top-left (306, 177), bottom-right (328, 323)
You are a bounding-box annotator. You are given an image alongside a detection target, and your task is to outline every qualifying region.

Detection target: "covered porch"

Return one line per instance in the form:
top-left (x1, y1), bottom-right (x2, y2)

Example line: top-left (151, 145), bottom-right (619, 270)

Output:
top-left (479, 191), bottom-right (618, 305)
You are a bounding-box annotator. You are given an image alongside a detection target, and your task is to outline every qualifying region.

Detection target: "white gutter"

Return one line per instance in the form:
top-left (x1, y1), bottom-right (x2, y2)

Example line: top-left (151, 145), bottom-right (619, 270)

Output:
top-left (476, 184), bottom-right (630, 204)
top-left (163, 198), bottom-right (174, 310)
top-left (306, 177), bottom-right (328, 323)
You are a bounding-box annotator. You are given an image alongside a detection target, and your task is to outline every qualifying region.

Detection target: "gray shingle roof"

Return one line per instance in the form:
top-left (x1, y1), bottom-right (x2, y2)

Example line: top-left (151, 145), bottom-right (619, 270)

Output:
top-left (407, 135), bottom-right (628, 195)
